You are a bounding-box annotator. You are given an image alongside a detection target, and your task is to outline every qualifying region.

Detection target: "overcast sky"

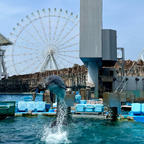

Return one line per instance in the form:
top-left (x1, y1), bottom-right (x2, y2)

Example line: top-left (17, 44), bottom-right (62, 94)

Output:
top-left (0, 0), bottom-right (144, 60)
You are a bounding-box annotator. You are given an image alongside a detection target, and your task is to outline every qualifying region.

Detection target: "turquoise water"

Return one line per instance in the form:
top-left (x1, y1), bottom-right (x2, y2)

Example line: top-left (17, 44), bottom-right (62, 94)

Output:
top-left (0, 116), bottom-right (144, 144)
top-left (0, 94), bottom-right (144, 143)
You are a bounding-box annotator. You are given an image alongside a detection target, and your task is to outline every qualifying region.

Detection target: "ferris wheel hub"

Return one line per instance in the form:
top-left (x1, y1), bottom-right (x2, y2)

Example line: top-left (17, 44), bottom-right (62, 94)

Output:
top-left (49, 49), bottom-right (55, 55)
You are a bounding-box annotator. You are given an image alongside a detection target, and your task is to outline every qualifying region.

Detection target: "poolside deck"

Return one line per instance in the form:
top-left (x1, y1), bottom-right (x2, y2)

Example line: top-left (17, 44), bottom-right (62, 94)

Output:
top-left (15, 112), bottom-right (56, 117)
top-left (15, 112), bottom-right (107, 119)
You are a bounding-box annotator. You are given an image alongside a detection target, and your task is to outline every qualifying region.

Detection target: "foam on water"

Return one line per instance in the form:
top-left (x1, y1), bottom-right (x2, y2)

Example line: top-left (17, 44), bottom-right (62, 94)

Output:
top-left (41, 126), bottom-right (70, 144)
top-left (41, 100), bottom-right (71, 144)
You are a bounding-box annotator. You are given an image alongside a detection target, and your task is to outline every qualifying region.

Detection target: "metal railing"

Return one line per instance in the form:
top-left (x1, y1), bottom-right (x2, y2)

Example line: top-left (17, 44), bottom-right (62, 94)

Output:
top-left (114, 61), bottom-right (137, 93)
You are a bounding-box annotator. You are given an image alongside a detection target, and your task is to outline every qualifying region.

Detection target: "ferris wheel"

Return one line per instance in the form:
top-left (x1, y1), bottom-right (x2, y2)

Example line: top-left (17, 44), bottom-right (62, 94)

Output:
top-left (139, 49), bottom-right (144, 61)
top-left (5, 8), bottom-right (82, 76)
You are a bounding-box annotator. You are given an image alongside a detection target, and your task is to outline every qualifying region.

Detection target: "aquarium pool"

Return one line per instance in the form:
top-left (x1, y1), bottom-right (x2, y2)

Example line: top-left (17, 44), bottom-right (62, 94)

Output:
top-left (0, 116), bottom-right (144, 144)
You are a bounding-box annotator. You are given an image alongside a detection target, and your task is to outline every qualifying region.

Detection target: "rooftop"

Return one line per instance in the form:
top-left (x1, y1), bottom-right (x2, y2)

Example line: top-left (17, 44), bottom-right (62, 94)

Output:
top-left (0, 33), bottom-right (12, 46)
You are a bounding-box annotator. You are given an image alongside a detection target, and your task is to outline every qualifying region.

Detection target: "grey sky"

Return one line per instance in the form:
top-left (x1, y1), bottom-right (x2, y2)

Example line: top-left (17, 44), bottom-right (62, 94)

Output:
top-left (0, 0), bottom-right (144, 60)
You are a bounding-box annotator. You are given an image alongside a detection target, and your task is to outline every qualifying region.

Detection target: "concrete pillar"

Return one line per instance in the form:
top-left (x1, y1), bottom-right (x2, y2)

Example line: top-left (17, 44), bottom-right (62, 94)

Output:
top-left (0, 48), bottom-right (7, 80)
top-left (88, 62), bottom-right (99, 98)
top-left (80, 0), bottom-right (103, 97)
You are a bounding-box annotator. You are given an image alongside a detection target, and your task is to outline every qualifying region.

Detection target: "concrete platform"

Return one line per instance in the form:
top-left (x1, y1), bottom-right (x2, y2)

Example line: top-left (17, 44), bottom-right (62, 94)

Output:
top-left (72, 114), bottom-right (106, 119)
top-left (15, 111), bottom-right (107, 119)
top-left (15, 112), bottom-right (56, 117)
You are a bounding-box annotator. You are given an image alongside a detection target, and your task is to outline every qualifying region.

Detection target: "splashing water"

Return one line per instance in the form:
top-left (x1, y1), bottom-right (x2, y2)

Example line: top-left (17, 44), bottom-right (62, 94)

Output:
top-left (41, 126), bottom-right (70, 144)
top-left (41, 100), bottom-right (71, 144)
top-left (56, 100), bottom-right (67, 129)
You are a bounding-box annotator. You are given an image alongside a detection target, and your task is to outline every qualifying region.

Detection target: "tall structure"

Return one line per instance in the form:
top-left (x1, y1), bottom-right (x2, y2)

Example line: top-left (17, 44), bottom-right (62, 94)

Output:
top-left (80, 0), bottom-right (117, 97)
top-left (0, 33), bottom-right (12, 80)
top-left (80, 0), bottom-right (102, 97)
top-left (80, 0), bottom-right (102, 59)
top-left (102, 29), bottom-right (117, 66)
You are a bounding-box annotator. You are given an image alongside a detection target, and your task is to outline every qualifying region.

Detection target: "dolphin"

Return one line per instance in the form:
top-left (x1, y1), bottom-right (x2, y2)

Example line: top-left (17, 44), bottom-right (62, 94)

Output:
top-left (36, 75), bottom-right (70, 127)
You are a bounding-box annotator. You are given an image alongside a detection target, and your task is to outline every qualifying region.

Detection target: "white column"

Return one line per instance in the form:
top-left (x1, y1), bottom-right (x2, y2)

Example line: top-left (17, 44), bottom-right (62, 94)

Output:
top-left (0, 47), bottom-right (8, 79)
top-left (0, 49), bottom-right (3, 80)
top-left (88, 62), bottom-right (99, 98)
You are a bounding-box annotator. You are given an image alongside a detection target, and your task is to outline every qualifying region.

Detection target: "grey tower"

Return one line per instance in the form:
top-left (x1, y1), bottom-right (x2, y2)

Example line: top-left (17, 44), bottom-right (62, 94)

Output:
top-left (80, 0), bottom-right (117, 97)
top-left (80, 0), bottom-right (103, 97)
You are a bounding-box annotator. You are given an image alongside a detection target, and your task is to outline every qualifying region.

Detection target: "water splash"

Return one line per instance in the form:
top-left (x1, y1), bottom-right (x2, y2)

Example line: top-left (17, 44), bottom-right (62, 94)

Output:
top-left (56, 100), bottom-right (67, 129)
top-left (41, 100), bottom-right (71, 144)
top-left (41, 125), bottom-right (70, 144)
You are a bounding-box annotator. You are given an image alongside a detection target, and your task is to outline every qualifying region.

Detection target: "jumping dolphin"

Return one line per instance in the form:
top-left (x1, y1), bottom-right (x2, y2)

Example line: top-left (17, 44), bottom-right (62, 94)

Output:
top-left (36, 75), bottom-right (70, 127)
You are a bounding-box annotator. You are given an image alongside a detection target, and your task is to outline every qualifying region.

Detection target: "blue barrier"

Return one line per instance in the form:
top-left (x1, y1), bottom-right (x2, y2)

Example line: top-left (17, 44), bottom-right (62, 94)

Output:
top-left (27, 102), bottom-right (36, 111)
top-left (18, 101), bottom-right (27, 112)
top-left (75, 104), bottom-right (104, 113)
top-left (17, 101), bottom-right (46, 112)
top-left (75, 94), bottom-right (81, 103)
top-left (49, 109), bottom-right (55, 112)
top-left (35, 102), bottom-right (46, 112)
top-left (132, 103), bottom-right (141, 115)
top-left (80, 100), bottom-right (87, 104)
top-left (76, 104), bottom-right (85, 112)
top-left (141, 104), bottom-right (144, 114)
top-left (94, 104), bottom-right (104, 112)
top-left (85, 104), bottom-right (94, 112)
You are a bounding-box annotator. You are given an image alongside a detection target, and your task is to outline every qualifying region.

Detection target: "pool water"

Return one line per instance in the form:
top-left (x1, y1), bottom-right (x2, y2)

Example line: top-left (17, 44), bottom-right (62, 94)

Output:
top-left (0, 116), bottom-right (144, 144)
